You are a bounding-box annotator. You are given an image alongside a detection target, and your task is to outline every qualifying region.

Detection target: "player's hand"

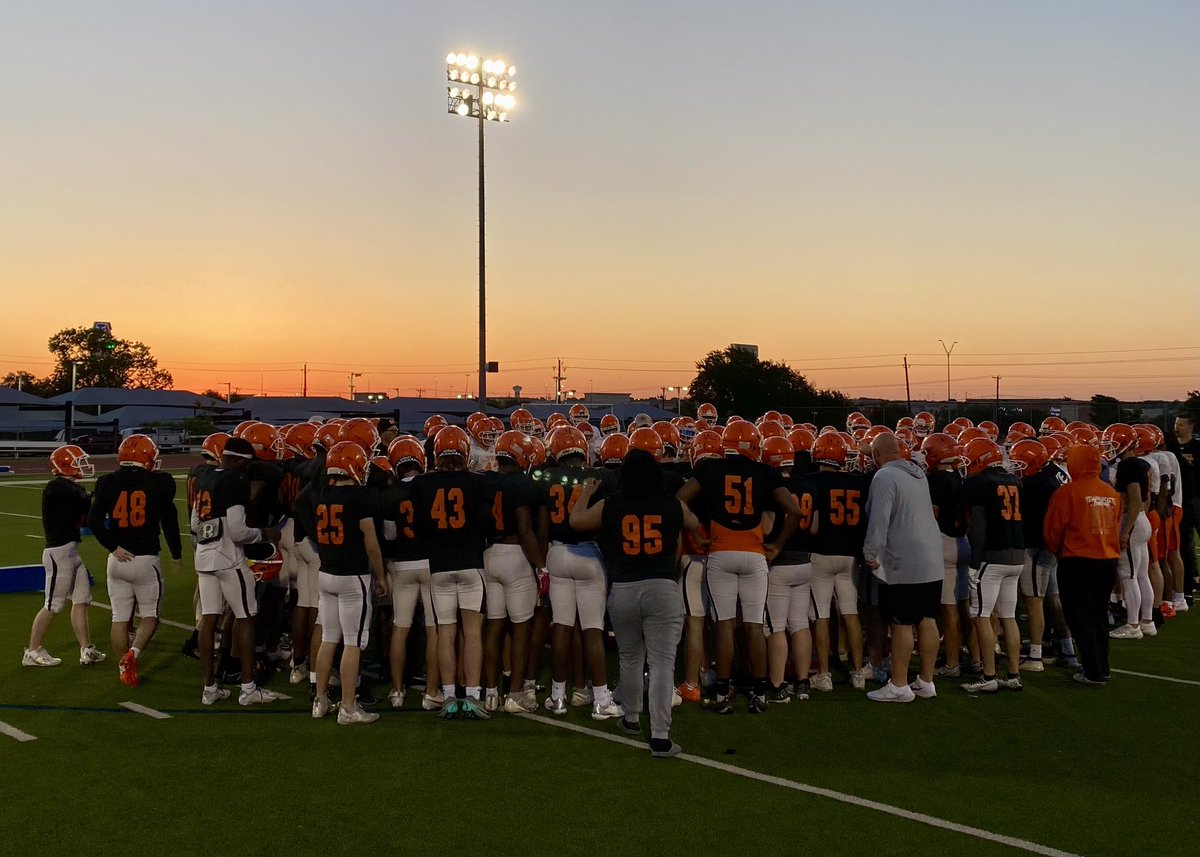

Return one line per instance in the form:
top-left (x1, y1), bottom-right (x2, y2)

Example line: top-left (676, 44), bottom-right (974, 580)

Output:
top-left (261, 527), bottom-right (282, 544)
top-left (113, 547), bottom-right (135, 562)
top-left (864, 558), bottom-right (881, 570)
top-left (374, 577), bottom-right (390, 599)
top-left (171, 558), bottom-right (183, 573)
top-left (536, 568), bottom-right (550, 598)
top-left (1119, 533), bottom-right (1130, 550)
top-left (764, 542), bottom-right (782, 562)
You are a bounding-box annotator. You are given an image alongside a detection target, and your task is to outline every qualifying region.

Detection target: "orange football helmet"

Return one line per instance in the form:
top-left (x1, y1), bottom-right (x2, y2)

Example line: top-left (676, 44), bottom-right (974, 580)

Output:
top-left (896, 416), bottom-right (915, 432)
top-left (697, 402), bottom-right (718, 424)
top-left (761, 410), bottom-right (783, 425)
top-left (1039, 434), bottom-right (1068, 462)
top-left (761, 436), bottom-right (794, 470)
top-left (495, 430), bottom-right (531, 470)
top-left (1039, 416), bottom-right (1067, 436)
top-left (651, 420), bottom-right (682, 455)
top-left (529, 418), bottom-right (546, 438)
top-left (1101, 423), bottom-right (1137, 461)
top-left (787, 427), bottom-right (817, 454)
top-left (49, 444), bottom-right (93, 479)
top-left (818, 425), bottom-right (839, 436)
top-left (721, 421), bottom-right (761, 461)
top-left (599, 413), bottom-right (621, 437)
top-left (232, 420), bottom-right (259, 438)
top-left (1069, 426), bottom-right (1100, 449)
top-left (977, 420), bottom-right (999, 441)
top-left (372, 455), bottom-right (393, 475)
top-left (243, 423), bottom-right (284, 462)
top-left (433, 425), bottom-right (472, 460)
top-left (423, 415), bottom-right (448, 439)
top-left (913, 412), bottom-right (936, 437)
top-left (758, 419), bottom-right (786, 439)
top-left (568, 403), bottom-right (590, 426)
top-left (245, 543), bottom-right (285, 583)
top-left (895, 427), bottom-right (917, 449)
top-left (957, 426), bottom-right (987, 446)
top-left (599, 433), bottom-right (630, 466)
top-left (118, 434), bottom-right (160, 470)
top-left (510, 408), bottom-right (535, 433)
top-left (779, 414), bottom-right (794, 428)
top-left (200, 432), bottom-right (229, 464)
top-left (846, 411), bottom-right (871, 434)
top-left (689, 430), bottom-right (724, 466)
top-left (548, 425), bottom-right (589, 462)
top-left (525, 435), bottom-right (547, 468)
top-left (920, 433), bottom-right (964, 472)
top-left (387, 436), bottom-right (427, 473)
top-left (286, 423), bottom-right (317, 458)
top-left (1065, 421), bottom-right (1088, 433)
top-left (951, 417), bottom-right (974, 430)
top-left (325, 441), bottom-right (370, 484)
top-left (340, 418), bottom-right (380, 455)
top-left (812, 433), bottom-right (849, 469)
top-left (315, 423), bottom-right (342, 452)
top-left (1007, 421), bottom-right (1036, 442)
top-left (546, 413), bottom-right (569, 431)
top-left (1008, 439), bottom-right (1049, 477)
top-left (962, 437), bottom-right (1005, 477)
top-left (629, 427), bottom-right (665, 460)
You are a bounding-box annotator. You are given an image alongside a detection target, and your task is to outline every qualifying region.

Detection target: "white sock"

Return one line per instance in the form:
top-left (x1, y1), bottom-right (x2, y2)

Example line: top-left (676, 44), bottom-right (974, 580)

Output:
top-left (308, 671), bottom-right (316, 683)
top-left (130, 647), bottom-right (142, 658)
top-left (1029, 644), bottom-right (1042, 660)
top-left (593, 684), bottom-right (611, 706)
top-left (485, 686), bottom-right (498, 697)
top-left (241, 681), bottom-right (256, 694)
top-left (552, 681), bottom-right (566, 700)
top-left (442, 683), bottom-right (456, 700)
top-left (204, 683), bottom-right (218, 693)
top-left (466, 686), bottom-right (481, 700)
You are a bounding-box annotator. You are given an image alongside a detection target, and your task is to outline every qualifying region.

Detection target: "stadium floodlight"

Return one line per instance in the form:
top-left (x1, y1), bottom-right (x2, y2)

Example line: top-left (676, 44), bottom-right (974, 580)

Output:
top-left (446, 50), bottom-right (518, 411)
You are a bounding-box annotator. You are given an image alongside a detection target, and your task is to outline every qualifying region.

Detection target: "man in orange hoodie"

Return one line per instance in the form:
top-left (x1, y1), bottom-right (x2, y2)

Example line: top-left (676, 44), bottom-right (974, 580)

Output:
top-left (1044, 445), bottom-right (1123, 687)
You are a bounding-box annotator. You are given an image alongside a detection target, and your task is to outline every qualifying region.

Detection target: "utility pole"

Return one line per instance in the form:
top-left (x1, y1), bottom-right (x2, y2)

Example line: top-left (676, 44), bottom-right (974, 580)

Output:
top-left (302, 363), bottom-right (308, 397)
top-left (938, 340), bottom-right (957, 402)
top-left (903, 355), bottom-right (912, 413)
top-left (660, 386), bottom-right (667, 410)
top-left (992, 375), bottom-right (1001, 422)
top-left (348, 372), bottom-right (361, 401)
top-left (553, 359), bottom-right (566, 404)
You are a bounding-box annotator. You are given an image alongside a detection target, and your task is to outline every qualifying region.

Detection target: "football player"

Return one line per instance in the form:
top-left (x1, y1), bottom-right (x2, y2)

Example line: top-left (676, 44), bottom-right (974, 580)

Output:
top-left (806, 432), bottom-right (870, 691)
top-left (1104, 424), bottom-right (1153, 640)
top-left (677, 421), bottom-right (803, 714)
top-left (24, 445), bottom-right (105, 669)
top-left (191, 436), bottom-right (282, 706)
top-left (181, 433), bottom-right (228, 660)
top-left (921, 433), bottom-right (971, 676)
top-left (537, 425), bottom-right (622, 719)
top-left (88, 435), bottom-right (182, 688)
top-left (961, 438), bottom-right (1025, 693)
top-left (411, 426), bottom-right (494, 720)
top-left (308, 442), bottom-right (389, 724)
top-left (481, 431), bottom-right (546, 713)
top-left (676, 431), bottom-right (720, 703)
top-left (381, 436), bottom-right (441, 710)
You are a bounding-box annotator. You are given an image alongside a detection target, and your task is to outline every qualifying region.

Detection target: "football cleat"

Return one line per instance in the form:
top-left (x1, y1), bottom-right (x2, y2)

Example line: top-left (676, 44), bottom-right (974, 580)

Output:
top-left (1171, 596), bottom-right (1189, 613)
top-left (675, 682), bottom-right (701, 703)
top-left (962, 677), bottom-right (999, 694)
top-left (79, 646), bottom-right (106, 666)
top-left (591, 700), bottom-right (625, 721)
top-left (867, 682), bottom-right (916, 703)
top-left (484, 691), bottom-right (499, 713)
top-left (935, 663), bottom-right (961, 678)
top-left (438, 698), bottom-right (460, 720)
top-left (1139, 622), bottom-right (1157, 637)
top-left (1072, 672), bottom-right (1106, 687)
top-left (1159, 601), bottom-right (1177, 619)
top-left (1108, 624), bottom-right (1143, 640)
top-left (388, 688), bottom-right (406, 709)
top-left (238, 686), bottom-right (281, 706)
top-left (312, 694), bottom-right (332, 719)
top-left (288, 664), bottom-right (308, 685)
top-left (202, 686), bottom-right (230, 706)
top-left (998, 675), bottom-right (1023, 691)
top-left (792, 679), bottom-right (811, 701)
top-left (850, 671), bottom-right (866, 691)
top-left (503, 694), bottom-right (536, 714)
top-left (460, 697), bottom-right (490, 721)
top-left (710, 695), bottom-right (734, 715)
top-left (22, 648), bottom-right (62, 668)
top-left (421, 692), bottom-right (444, 711)
top-left (337, 703), bottom-right (380, 725)
top-left (909, 678), bottom-right (937, 699)
top-left (544, 696), bottom-right (568, 716)
top-left (1018, 658), bottom-right (1044, 672)
top-left (671, 688), bottom-right (682, 707)
top-left (650, 741), bottom-right (683, 759)
top-left (748, 694), bottom-right (768, 714)
top-left (766, 686), bottom-right (791, 704)
top-left (570, 686), bottom-right (592, 707)
top-left (118, 650), bottom-right (139, 687)
top-left (811, 672), bottom-right (833, 693)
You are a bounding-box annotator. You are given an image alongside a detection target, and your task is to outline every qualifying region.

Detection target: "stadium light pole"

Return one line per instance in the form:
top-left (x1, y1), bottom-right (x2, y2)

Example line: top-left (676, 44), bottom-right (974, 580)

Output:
top-left (446, 51), bottom-right (517, 414)
top-left (938, 340), bottom-right (957, 402)
top-left (669, 385), bottom-right (689, 416)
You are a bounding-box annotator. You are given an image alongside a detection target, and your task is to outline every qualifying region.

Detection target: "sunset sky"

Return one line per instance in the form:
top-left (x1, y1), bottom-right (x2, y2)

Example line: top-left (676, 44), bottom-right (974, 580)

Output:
top-left (2, 2), bottom-right (1197, 403)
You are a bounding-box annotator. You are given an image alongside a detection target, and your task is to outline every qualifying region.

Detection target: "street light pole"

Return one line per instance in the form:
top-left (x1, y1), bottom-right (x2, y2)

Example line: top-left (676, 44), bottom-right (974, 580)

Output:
top-left (938, 339), bottom-right (958, 402)
top-left (70, 361), bottom-right (81, 392)
top-left (447, 51), bottom-right (517, 415)
top-left (349, 372), bottom-right (362, 401)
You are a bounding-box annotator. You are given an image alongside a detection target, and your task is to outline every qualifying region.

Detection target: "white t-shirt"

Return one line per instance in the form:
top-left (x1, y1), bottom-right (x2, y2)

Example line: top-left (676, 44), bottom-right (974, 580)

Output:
top-left (1150, 450), bottom-right (1182, 507)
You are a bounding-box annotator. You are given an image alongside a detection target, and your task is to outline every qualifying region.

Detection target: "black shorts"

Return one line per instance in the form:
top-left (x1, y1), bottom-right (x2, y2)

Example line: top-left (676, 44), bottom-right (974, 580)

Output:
top-left (878, 579), bottom-right (941, 626)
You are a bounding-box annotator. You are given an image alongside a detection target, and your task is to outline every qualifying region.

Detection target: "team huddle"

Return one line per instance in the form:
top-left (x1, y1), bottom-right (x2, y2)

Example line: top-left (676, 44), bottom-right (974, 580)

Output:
top-left (21, 402), bottom-right (1196, 744)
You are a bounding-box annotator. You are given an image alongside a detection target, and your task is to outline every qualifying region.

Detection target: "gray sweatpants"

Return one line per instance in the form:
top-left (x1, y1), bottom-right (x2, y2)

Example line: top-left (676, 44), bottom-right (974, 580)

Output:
top-left (607, 578), bottom-right (685, 740)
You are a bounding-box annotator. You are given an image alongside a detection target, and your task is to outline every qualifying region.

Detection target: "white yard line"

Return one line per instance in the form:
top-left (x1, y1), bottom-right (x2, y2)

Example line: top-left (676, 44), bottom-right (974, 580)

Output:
top-left (119, 702), bottom-right (171, 720)
top-left (0, 720), bottom-right (38, 742)
top-left (92, 600), bottom-right (193, 633)
top-left (517, 714), bottom-right (1085, 857)
top-left (0, 511), bottom-right (41, 519)
top-left (1110, 668), bottom-right (1200, 687)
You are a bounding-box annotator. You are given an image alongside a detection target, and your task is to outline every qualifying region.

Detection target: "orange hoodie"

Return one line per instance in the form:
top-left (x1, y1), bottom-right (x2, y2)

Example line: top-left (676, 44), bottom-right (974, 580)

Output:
top-left (1043, 446), bottom-right (1123, 560)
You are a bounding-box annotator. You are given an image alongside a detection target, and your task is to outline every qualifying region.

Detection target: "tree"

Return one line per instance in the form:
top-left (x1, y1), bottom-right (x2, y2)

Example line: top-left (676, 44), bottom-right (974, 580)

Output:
top-left (1090, 394), bottom-right (1142, 426)
top-left (1, 370), bottom-right (53, 397)
top-left (688, 347), bottom-right (849, 422)
top-left (34, 327), bottom-right (173, 396)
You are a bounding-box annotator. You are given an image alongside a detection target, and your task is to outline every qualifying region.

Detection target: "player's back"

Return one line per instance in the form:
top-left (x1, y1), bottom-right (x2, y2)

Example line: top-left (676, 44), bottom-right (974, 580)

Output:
top-left (808, 469), bottom-right (869, 557)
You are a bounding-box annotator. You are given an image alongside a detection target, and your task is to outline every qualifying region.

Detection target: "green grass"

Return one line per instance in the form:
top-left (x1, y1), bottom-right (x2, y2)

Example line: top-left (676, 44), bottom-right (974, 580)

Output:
top-left (2, 474), bottom-right (1198, 857)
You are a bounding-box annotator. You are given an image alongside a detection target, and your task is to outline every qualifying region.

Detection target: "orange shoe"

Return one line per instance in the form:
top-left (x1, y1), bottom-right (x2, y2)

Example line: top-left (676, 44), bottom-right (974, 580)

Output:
top-left (1161, 602), bottom-right (1177, 620)
top-left (118, 650), bottom-right (139, 688)
top-left (676, 682), bottom-right (700, 703)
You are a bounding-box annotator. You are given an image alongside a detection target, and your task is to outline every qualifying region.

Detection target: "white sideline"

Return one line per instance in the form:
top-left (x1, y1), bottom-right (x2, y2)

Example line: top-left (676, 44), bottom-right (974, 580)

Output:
top-left (120, 702), bottom-right (171, 720)
top-left (1110, 668), bottom-right (1200, 687)
top-left (517, 713), bottom-right (1084, 857)
top-left (0, 720), bottom-right (38, 742)
top-left (92, 600), bottom-right (193, 633)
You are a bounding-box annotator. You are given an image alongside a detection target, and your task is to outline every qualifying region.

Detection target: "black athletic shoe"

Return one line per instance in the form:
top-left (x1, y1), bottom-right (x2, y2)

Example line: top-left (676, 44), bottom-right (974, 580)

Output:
top-left (181, 632), bottom-right (200, 660)
top-left (748, 694), bottom-right (768, 714)
top-left (711, 695), bottom-right (734, 715)
top-left (617, 717), bottom-right (640, 736)
top-left (766, 686), bottom-right (791, 704)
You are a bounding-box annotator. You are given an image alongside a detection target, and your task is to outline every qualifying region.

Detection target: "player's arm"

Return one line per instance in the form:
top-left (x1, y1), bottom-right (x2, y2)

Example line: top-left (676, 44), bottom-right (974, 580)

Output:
top-left (569, 479), bottom-right (604, 531)
top-left (967, 503), bottom-right (987, 569)
top-left (360, 515), bottom-right (389, 598)
top-left (1119, 481), bottom-right (1141, 548)
top-left (515, 504), bottom-right (546, 569)
top-left (157, 474), bottom-right (184, 563)
top-left (676, 477), bottom-right (700, 505)
top-left (86, 479), bottom-right (120, 554)
top-left (680, 500), bottom-right (707, 550)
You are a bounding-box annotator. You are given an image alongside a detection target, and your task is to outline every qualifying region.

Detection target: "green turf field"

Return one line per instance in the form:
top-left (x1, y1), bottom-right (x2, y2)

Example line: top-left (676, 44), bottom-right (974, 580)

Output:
top-left (1, 472), bottom-right (1197, 857)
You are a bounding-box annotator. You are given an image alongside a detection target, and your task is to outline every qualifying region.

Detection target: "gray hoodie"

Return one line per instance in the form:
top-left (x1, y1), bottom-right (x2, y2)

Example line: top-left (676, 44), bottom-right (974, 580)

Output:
top-left (862, 459), bottom-right (943, 585)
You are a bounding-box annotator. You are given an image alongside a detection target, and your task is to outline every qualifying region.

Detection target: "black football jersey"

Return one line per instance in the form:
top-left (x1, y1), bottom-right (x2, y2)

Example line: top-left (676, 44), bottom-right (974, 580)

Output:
top-left (808, 470), bottom-right (870, 557)
top-left (925, 469), bottom-right (967, 538)
top-left (766, 472), bottom-right (814, 562)
top-left (1021, 465), bottom-right (1068, 548)
top-left (379, 477), bottom-right (426, 563)
top-left (600, 491), bottom-right (684, 583)
top-left (89, 467), bottom-right (182, 559)
top-left (186, 463), bottom-right (216, 514)
top-left (965, 469), bottom-right (1025, 554)
top-left (278, 457), bottom-right (309, 518)
top-left (311, 483), bottom-right (377, 575)
top-left (691, 456), bottom-right (783, 552)
top-left (412, 470), bottom-right (494, 572)
top-left (484, 469), bottom-right (539, 543)
top-left (42, 476), bottom-right (91, 548)
top-left (537, 465), bottom-right (614, 544)
top-left (246, 460), bottom-right (284, 527)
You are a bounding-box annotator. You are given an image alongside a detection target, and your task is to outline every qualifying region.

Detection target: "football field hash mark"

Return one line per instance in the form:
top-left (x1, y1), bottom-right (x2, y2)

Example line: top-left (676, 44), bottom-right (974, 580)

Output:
top-left (518, 713), bottom-right (1087, 857)
top-left (0, 720), bottom-right (38, 742)
top-left (119, 702), bottom-right (171, 719)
